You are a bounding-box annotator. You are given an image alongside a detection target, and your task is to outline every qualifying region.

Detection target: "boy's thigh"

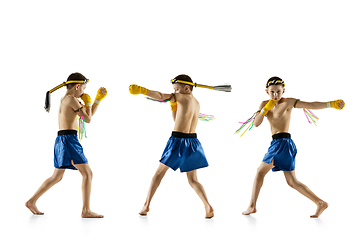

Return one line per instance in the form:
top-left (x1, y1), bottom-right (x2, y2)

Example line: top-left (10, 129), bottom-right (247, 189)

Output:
top-left (71, 161), bottom-right (92, 176)
top-left (52, 168), bottom-right (66, 179)
top-left (257, 159), bottom-right (274, 174)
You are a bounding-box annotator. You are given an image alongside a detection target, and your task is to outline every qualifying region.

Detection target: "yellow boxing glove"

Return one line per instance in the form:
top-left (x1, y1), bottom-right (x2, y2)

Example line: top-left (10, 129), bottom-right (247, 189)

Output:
top-left (81, 93), bottom-right (92, 108)
top-left (94, 87), bottom-right (107, 105)
top-left (261, 99), bottom-right (277, 116)
top-left (326, 99), bottom-right (345, 110)
top-left (129, 84), bottom-right (149, 95)
top-left (170, 101), bottom-right (177, 111)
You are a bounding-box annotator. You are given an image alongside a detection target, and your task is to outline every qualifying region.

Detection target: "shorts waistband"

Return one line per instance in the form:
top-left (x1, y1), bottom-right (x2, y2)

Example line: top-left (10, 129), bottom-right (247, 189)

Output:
top-left (172, 131), bottom-right (197, 138)
top-left (58, 130), bottom-right (77, 136)
top-left (272, 132), bottom-right (291, 140)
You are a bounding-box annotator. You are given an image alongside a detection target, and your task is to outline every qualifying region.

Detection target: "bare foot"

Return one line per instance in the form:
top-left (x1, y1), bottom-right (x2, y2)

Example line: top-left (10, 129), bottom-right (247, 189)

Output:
top-left (310, 201), bottom-right (328, 218)
top-left (25, 200), bottom-right (44, 215)
top-left (81, 210), bottom-right (104, 218)
top-left (205, 205), bottom-right (214, 219)
top-left (139, 205), bottom-right (149, 216)
top-left (242, 206), bottom-right (257, 215)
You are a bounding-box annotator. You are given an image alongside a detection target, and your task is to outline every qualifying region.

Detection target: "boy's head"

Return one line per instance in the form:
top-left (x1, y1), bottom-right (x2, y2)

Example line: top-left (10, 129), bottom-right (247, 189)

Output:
top-left (265, 76), bottom-right (285, 100)
top-left (171, 74), bottom-right (194, 94)
top-left (66, 72), bottom-right (88, 98)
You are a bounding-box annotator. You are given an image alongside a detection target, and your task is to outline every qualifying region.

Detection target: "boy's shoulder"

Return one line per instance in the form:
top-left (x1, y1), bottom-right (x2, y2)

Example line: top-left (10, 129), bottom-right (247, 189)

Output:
top-left (283, 97), bottom-right (297, 101)
top-left (174, 93), bottom-right (196, 101)
top-left (282, 97), bottom-right (298, 105)
top-left (60, 94), bottom-right (81, 111)
top-left (61, 94), bottom-right (77, 104)
top-left (174, 92), bottom-right (188, 97)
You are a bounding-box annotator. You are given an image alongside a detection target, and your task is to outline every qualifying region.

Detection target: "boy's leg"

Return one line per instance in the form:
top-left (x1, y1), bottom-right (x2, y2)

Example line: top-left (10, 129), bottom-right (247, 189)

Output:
top-left (283, 171), bottom-right (328, 218)
top-left (73, 163), bottom-right (103, 218)
top-left (186, 170), bottom-right (214, 218)
top-left (242, 160), bottom-right (274, 215)
top-left (139, 163), bottom-right (169, 215)
top-left (26, 168), bottom-right (65, 215)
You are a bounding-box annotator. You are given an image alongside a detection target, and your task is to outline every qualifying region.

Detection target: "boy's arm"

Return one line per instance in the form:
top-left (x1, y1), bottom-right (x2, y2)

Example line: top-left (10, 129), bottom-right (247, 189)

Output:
top-left (172, 111), bottom-right (176, 121)
top-left (254, 100), bottom-right (270, 127)
top-left (170, 94), bottom-right (177, 122)
top-left (129, 84), bottom-right (177, 121)
top-left (91, 103), bottom-right (100, 116)
top-left (147, 90), bottom-right (173, 101)
top-left (91, 87), bottom-right (107, 116)
top-left (129, 84), bottom-right (173, 101)
top-left (81, 107), bottom-right (92, 123)
top-left (69, 96), bottom-right (92, 123)
top-left (293, 98), bottom-right (345, 110)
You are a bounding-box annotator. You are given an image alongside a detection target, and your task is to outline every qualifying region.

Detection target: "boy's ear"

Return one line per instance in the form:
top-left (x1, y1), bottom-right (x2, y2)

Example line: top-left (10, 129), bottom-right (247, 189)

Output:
top-left (74, 84), bottom-right (81, 90)
top-left (265, 89), bottom-right (269, 95)
top-left (185, 85), bottom-right (190, 93)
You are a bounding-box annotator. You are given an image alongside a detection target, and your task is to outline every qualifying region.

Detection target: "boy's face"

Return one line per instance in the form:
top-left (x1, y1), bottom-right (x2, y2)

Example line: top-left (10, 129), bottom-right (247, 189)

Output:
top-left (266, 84), bottom-right (285, 101)
top-left (173, 83), bottom-right (190, 94)
top-left (74, 83), bottom-right (87, 98)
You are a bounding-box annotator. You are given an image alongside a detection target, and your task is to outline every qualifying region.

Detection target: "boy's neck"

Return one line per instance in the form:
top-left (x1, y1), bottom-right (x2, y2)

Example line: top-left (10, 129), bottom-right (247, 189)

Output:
top-left (273, 97), bottom-right (284, 105)
top-left (65, 89), bottom-right (77, 97)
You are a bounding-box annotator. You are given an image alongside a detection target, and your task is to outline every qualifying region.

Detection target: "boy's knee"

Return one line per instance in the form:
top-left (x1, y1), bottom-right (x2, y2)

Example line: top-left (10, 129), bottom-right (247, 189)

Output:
top-left (154, 169), bottom-right (166, 179)
top-left (82, 169), bottom-right (93, 179)
top-left (188, 178), bottom-right (198, 186)
top-left (54, 175), bottom-right (63, 183)
top-left (88, 169), bottom-right (93, 179)
top-left (50, 173), bottom-right (63, 183)
top-left (286, 178), bottom-right (299, 188)
top-left (256, 167), bottom-right (267, 177)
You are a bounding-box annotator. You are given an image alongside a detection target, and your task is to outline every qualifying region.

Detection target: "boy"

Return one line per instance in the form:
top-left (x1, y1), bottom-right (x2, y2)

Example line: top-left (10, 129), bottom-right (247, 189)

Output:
top-left (129, 74), bottom-right (214, 218)
top-left (242, 76), bottom-right (345, 218)
top-left (26, 72), bottom-right (107, 218)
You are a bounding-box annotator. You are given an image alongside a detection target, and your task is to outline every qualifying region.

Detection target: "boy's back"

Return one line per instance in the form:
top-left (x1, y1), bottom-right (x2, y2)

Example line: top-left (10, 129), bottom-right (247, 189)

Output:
top-left (173, 93), bottom-right (200, 134)
top-left (58, 95), bottom-right (81, 130)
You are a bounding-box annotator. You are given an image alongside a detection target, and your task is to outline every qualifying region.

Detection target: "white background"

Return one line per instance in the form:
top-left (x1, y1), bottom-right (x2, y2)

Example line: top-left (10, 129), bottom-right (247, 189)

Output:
top-left (1, 0), bottom-right (359, 239)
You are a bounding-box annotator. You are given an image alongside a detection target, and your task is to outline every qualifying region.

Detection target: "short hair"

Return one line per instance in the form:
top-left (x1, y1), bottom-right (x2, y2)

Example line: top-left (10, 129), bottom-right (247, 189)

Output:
top-left (173, 74), bottom-right (194, 91)
top-left (66, 72), bottom-right (87, 89)
top-left (265, 76), bottom-right (285, 88)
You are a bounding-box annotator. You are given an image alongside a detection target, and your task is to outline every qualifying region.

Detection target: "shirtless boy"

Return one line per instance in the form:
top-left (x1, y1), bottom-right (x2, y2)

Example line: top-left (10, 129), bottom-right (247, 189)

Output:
top-left (26, 72), bottom-right (107, 218)
top-left (129, 74), bottom-right (214, 218)
top-left (242, 76), bottom-right (345, 218)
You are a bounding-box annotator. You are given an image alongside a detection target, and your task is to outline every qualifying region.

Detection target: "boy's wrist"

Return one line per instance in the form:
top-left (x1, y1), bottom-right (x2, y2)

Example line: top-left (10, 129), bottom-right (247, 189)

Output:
top-left (84, 102), bottom-right (92, 108)
top-left (81, 93), bottom-right (92, 108)
top-left (327, 100), bottom-right (345, 110)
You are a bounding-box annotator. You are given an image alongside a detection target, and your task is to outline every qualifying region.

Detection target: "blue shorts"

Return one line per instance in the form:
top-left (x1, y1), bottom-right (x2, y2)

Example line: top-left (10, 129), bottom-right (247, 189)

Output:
top-left (160, 132), bottom-right (209, 173)
top-left (54, 130), bottom-right (88, 170)
top-left (262, 133), bottom-right (297, 172)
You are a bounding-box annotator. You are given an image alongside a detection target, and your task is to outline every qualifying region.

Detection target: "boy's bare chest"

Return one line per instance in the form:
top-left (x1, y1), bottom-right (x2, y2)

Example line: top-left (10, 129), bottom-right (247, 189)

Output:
top-left (267, 103), bottom-right (290, 121)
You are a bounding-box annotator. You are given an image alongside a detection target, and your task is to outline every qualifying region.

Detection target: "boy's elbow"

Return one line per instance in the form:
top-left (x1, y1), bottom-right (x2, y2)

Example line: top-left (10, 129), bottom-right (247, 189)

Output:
top-left (254, 120), bottom-right (262, 127)
top-left (158, 92), bottom-right (167, 100)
